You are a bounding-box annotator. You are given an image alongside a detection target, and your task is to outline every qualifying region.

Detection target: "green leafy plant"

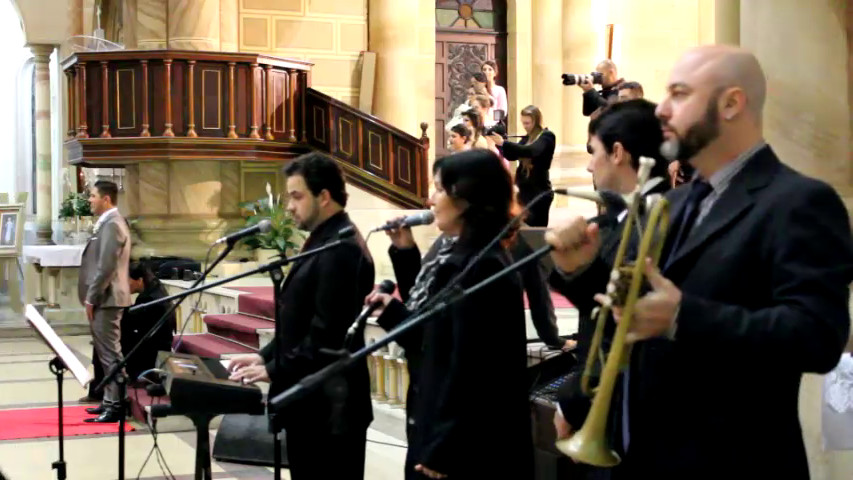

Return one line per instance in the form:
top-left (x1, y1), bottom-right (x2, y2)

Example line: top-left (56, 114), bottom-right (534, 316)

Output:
top-left (58, 192), bottom-right (93, 219)
top-left (237, 183), bottom-right (303, 254)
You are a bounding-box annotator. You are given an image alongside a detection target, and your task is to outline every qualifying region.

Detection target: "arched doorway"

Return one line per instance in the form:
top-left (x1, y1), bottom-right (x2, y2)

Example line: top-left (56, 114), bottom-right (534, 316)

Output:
top-left (435, 0), bottom-right (507, 156)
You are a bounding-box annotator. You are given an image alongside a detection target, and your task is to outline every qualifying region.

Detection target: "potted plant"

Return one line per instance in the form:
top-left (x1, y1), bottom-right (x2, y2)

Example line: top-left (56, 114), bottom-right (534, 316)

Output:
top-left (58, 192), bottom-right (94, 243)
top-left (237, 183), bottom-right (303, 264)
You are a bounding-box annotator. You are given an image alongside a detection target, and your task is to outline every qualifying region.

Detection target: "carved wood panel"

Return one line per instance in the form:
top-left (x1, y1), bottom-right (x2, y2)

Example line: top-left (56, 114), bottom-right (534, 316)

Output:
top-left (362, 123), bottom-right (390, 181)
top-left (332, 108), bottom-right (359, 167)
top-left (197, 62), bottom-right (225, 137)
top-left (111, 62), bottom-right (142, 137)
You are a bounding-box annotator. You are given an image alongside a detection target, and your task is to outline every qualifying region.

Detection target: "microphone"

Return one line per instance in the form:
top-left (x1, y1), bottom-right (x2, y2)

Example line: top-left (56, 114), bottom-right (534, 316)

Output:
top-left (345, 279), bottom-right (396, 346)
top-left (370, 211), bottom-right (435, 233)
top-left (214, 219), bottom-right (272, 245)
top-left (554, 188), bottom-right (629, 215)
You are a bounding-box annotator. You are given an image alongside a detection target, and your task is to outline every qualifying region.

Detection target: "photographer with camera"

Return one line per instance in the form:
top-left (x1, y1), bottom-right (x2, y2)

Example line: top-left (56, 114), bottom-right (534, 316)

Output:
top-left (563, 59), bottom-right (625, 117)
top-left (488, 105), bottom-right (555, 227)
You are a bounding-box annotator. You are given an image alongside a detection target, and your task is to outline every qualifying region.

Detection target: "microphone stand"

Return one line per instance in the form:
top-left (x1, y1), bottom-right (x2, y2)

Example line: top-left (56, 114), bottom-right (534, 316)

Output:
top-left (96, 234), bottom-right (349, 480)
top-left (94, 240), bottom-right (236, 480)
top-left (269, 244), bottom-right (553, 412)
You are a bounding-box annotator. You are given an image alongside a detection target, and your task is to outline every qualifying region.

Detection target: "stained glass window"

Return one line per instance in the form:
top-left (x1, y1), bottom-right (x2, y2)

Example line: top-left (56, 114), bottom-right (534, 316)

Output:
top-left (436, 0), bottom-right (502, 31)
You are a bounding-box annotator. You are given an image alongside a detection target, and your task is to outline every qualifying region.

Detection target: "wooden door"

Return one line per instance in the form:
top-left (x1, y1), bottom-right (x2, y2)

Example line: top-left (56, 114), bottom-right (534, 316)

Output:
top-left (435, 32), bottom-right (498, 156)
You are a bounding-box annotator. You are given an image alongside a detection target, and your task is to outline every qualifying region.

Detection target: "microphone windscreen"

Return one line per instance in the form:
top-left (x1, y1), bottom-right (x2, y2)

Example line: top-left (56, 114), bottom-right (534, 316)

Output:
top-left (257, 219), bottom-right (273, 234)
top-left (378, 279), bottom-right (396, 294)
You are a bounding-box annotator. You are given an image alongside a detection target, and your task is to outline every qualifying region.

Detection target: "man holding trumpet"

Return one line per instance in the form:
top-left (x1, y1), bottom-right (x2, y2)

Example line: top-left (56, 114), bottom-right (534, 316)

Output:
top-left (547, 45), bottom-right (853, 479)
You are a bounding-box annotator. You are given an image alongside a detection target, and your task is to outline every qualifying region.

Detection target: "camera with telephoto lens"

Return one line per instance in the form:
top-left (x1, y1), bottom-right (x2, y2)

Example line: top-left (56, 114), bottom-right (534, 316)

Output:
top-left (561, 72), bottom-right (604, 86)
top-left (484, 122), bottom-right (507, 139)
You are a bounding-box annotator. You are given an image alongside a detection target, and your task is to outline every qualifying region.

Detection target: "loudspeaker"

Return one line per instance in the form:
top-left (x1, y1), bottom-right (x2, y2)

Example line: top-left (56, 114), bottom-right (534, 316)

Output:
top-left (211, 414), bottom-right (288, 466)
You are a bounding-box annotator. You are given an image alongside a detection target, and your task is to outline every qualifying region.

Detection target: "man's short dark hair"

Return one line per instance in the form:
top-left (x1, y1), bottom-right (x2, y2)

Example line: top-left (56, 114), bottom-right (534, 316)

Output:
top-left (283, 152), bottom-right (348, 207)
top-left (588, 99), bottom-right (668, 178)
top-left (470, 72), bottom-right (487, 84)
top-left (617, 81), bottom-right (644, 97)
top-left (94, 180), bottom-right (119, 205)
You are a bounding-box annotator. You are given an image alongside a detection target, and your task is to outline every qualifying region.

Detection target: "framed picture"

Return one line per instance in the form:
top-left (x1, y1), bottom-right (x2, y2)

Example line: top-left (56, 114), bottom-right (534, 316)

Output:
top-left (0, 204), bottom-right (25, 257)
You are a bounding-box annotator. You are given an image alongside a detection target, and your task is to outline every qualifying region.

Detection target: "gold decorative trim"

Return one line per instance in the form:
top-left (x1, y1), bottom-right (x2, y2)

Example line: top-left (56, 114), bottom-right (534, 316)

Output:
top-left (367, 131), bottom-right (383, 170)
top-left (397, 146), bottom-right (411, 184)
top-left (338, 116), bottom-right (353, 157)
top-left (202, 70), bottom-right (222, 130)
top-left (116, 69), bottom-right (137, 130)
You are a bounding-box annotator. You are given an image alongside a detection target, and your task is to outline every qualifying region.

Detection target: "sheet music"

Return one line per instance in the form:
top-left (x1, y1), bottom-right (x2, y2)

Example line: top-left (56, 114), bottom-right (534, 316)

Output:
top-left (25, 304), bottom-right (91, 387)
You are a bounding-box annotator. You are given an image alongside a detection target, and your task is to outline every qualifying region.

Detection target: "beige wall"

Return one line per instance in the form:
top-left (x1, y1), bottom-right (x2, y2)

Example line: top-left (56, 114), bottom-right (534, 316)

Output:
top-left (239, 0), bottom-right (367, 108)
top-left (741, 2), bottom-right (853, 480)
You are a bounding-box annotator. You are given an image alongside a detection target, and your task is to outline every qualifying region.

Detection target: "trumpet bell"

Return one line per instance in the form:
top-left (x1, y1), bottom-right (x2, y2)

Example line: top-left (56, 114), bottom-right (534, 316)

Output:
top-left (555, 431), bottom-right (621, 467)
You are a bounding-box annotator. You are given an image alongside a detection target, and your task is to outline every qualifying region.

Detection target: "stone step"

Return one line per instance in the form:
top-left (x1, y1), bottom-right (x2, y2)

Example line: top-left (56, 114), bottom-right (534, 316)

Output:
top-left (204, 313), bottom-right (274, 349)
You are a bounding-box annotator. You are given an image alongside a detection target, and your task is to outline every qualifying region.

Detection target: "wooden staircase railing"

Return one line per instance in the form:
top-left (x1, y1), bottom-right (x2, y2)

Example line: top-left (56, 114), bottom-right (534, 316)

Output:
top-left (305, 88), bottom-right (429, 208)
top-left (61, 50), bottom-right (429, 209)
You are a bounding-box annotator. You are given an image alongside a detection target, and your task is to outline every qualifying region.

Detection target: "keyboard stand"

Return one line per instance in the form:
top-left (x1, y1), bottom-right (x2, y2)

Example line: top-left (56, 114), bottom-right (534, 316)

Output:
top-left (150, 405), bottom-right (216, 480)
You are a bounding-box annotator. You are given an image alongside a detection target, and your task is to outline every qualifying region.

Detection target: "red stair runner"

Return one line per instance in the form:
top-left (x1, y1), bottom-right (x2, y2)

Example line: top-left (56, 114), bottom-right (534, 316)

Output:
top-left (175, 334), bottom-right (256, 358)
top-left (204, 313), bottom-right (274, 348)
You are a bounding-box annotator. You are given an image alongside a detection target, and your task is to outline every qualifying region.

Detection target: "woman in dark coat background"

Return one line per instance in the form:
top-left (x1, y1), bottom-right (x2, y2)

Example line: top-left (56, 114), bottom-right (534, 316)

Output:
top-left (121, 261), bottom-right (175, 383)
top-left (366, 150), bottom-right (533, 479)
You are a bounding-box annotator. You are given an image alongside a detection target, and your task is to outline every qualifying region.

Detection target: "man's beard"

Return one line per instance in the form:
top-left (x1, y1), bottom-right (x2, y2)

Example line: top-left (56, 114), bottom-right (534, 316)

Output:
top-left (295, 201), bottom-right (320, 231)
top-left (660, 95), bottom-right (721, 163)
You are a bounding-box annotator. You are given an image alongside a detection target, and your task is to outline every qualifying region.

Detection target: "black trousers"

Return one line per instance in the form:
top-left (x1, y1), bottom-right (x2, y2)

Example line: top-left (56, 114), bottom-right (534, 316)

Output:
top-left (521, 190), bottom-right (554, 227)
top-left (286, 428), bottom-right (367, 480)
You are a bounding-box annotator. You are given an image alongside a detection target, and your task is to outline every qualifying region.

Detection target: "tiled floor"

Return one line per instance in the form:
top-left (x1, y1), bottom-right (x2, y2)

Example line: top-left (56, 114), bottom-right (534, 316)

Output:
top-left (0, 335), bottom-right (407, 480)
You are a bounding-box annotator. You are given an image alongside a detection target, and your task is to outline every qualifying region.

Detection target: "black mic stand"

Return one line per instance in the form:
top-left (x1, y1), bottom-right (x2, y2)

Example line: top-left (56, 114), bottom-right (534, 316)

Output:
top-left (48, 357), bottom-right (67, 480)
top-left (94, 240), bottom-right (237, 480)
top-left (268, 244), bottom-right (553, 413)
top-left (99, 232), bottom-right (352, 480)
top-left (267, 262), bottom-right (286, 480)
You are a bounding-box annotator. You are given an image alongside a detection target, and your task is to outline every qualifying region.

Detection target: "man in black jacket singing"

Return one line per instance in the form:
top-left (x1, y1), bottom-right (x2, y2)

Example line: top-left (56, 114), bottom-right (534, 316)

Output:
top-left (228, 152), bottom-right (375, 480)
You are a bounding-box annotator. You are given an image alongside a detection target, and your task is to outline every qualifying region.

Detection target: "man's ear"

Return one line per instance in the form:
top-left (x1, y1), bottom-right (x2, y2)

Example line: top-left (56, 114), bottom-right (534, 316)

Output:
top-left (611, 141), bottom-right (627, 166)
top-left (317, 189), bottom-right (332, 207)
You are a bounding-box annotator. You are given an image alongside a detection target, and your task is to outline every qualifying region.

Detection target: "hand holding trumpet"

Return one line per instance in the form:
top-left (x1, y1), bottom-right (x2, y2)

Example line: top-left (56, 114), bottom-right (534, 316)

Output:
top-left (593, 257), bottom-right (682, 343)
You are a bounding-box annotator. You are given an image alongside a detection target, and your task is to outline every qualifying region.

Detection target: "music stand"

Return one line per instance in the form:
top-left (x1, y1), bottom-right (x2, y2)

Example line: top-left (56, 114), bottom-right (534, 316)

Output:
top-left (25, 304), bottom-right (91, 480)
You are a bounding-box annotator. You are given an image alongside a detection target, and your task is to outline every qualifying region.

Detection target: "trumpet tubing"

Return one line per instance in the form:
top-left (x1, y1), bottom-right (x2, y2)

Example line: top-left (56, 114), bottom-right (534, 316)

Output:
top-left (556, 157), bottom-right (670, 467)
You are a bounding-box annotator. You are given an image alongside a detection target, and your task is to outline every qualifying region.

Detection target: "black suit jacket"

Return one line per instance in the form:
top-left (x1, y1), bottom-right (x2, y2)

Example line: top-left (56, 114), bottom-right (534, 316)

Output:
top-left (563, 146), bottom-right (853, 478)
top-left (259, 211), bottom-right (375, 434)
top-left (378, 242), bottom-right (533, 478)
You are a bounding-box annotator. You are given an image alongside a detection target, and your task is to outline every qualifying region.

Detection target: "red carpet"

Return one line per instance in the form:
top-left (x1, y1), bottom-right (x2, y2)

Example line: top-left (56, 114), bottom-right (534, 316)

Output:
top-left (0, 406), bottom-right (135, 441)
top-left (232, 286), bottom-right (573, 319)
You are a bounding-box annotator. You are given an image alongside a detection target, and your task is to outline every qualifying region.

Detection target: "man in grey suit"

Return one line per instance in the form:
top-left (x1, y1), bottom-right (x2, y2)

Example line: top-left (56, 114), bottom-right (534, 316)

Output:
top-left (77, 180), bottom-right (132, 423)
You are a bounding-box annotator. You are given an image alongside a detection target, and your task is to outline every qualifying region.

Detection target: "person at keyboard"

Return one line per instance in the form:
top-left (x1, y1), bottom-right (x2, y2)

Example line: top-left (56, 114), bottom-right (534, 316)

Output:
top-left (365, 150), bottom-right (533, 480)
top-left (227, 152), bottom-right (375, 480)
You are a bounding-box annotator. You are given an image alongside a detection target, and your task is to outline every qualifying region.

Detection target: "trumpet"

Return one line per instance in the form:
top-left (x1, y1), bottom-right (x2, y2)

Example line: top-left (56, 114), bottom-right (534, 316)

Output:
top-left (555, 157), bottom-right (670, 467)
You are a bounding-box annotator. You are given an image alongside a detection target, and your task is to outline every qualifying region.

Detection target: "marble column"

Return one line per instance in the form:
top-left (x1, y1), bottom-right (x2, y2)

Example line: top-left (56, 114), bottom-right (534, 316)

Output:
top-left (220, 0), bottom-right (239, 52)
top-left (714, 0), bottom-right (740, 46)
top-left (532, 0), bottom-right (564, 146)
top-left (508, 1), bottom-right (533, 135)
top-left (368, 0), bottom-right (419, 136)
top-left (561, 0), bottom-right (595, 150)
top-left (30, 45), bottom-right (55, 245)
top-left (136, 0), bottom-right (167, 50)
top-left (168, 0), bottom-right (220, 51)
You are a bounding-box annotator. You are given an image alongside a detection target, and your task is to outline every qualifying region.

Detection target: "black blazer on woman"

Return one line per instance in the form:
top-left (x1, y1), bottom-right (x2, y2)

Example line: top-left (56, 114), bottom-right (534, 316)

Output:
top-left (378, 241), bottom-right (533, 479)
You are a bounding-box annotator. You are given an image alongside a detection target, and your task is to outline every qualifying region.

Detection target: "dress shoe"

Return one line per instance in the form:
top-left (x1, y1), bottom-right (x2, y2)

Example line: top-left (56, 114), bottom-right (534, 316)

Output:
top-left (83, 408), bottom-right (123, 423)
top-left (78, 395), bottom-right (102, 404)
top-left (85, 405), bottom-right (105, 415)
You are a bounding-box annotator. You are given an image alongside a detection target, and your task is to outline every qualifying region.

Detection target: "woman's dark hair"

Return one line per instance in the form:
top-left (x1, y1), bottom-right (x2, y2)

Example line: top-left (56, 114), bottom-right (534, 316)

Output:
top-left (283, 152), bottom-right (348, 207)
top-left (588, 98), bottom-right (669, 180)
top-left (433, 149), bottom-right (514, 248)
top-left (129, 261), bottom-right (158, 290)
top-left (449, 123), bottom-right (471, 141)
top-left (461, 109), bottom-right (483, 142)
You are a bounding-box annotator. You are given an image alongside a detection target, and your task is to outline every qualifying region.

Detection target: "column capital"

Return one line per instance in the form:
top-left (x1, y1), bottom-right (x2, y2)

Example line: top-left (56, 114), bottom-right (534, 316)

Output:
top-left (27, 44), bottom-right (56, 60)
